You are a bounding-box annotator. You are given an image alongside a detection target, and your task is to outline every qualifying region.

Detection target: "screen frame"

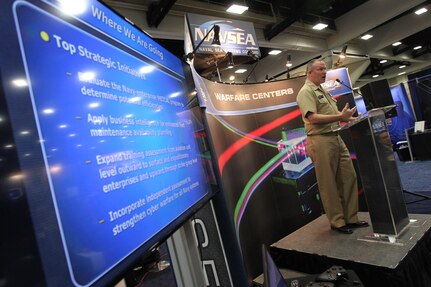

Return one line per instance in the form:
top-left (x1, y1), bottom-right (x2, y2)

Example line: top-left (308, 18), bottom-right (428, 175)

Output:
top-left (0, 0), bottom-right (216, 286)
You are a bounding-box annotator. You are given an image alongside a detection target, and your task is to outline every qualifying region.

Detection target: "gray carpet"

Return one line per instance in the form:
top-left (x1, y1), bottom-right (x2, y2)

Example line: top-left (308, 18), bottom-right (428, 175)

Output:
top-left (396, 156), bottom-right (431, 214)
top-left (397, 158), bottom-right (431, 192)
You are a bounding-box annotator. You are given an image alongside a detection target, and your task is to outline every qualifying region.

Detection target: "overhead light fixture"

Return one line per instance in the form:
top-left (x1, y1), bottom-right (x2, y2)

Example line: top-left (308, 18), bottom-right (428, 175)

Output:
top-left (360, 34), bottom-right (373, 40)
top-left (392, 41), bottom-right (402, 46)
top-left (415, 8), bottom-right (428, 15)
top-left (268, 50), bottom-right (282, 55)
top-left (185, 24), bottom-right (221, 60)
top-left (226, 4), bottom-right (249, 14)
top-left (398, 72), bottom-right (406, 76)
top-left (247, 50), bottom-right (259, 61)
top-left (226, 52), bottom-right (234, 69)
top-left (372, 74), bottom-right (379, 78)
top-left (399, 65), bottom-right (406, 69)
top-left (285, 54), bottom-right (292, 67)
top-left (312, 23), bottom-right (328, 30)
top-left (211, 25), bottom-right (221, 46)
top-left (413, 45), bottom-right (422, 50)
top-left (265, 75), bottom-right (269, 82)
top-left (339, 45), bottom-right (347, 59)
top-left (229, 75), bottom-right (235, 81)
top-left (380, 59), bottom-right (388, 64)
top-left (243, 50), bottom-right (262, 83)
top-left (235, 68), bottom-right (247, 74)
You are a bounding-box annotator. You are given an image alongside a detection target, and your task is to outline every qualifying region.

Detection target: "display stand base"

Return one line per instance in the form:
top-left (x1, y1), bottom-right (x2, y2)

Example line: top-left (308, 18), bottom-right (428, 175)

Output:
top-left (358, 233), bottom-right (402, 245)
top-left (357, 219), bottom-right (416, 245)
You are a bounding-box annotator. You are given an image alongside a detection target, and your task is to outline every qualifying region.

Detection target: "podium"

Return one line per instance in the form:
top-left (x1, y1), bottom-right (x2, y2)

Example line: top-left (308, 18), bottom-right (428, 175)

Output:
top-left (340, 106), bottom-right (409, 239)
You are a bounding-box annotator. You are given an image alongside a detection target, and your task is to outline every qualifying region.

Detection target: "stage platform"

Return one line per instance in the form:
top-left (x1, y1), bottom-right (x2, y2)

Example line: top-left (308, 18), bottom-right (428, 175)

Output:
top-left (269, 212), bottom-right (431, 287)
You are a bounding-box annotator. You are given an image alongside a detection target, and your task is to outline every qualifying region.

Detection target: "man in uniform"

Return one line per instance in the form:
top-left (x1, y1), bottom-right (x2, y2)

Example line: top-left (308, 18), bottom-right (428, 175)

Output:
top-left (296, 59), bottom-right (368, 234)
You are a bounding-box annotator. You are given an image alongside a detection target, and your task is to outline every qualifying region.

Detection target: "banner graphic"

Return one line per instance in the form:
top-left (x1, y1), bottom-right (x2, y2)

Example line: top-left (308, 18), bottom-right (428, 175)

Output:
top-left (194, 75), bottom-right (305, 115)
top-left (186, 13), bottom-right (260, 57)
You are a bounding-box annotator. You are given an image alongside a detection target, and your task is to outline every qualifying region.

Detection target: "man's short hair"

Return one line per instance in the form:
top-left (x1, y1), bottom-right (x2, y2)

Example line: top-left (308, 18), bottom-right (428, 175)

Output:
top-left (306, 59), bottom-right (323, 74)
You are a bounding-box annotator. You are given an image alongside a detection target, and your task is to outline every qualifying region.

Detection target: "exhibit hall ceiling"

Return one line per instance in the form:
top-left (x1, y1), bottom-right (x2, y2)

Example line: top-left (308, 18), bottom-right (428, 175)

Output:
top-left (104, 0), bottom-right (431, 86)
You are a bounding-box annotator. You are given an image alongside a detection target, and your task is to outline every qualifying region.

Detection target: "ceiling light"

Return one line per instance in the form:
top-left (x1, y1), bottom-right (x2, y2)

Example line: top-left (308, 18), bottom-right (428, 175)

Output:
top-left (265, 75), bottom-right (269, 82)
top-left (372, 74), bottom-right (379, 78)
top-left (211, 25), bottom-right (221, 46)
top-left (286, 54), bottom-right (292, 67)
top-left (226, 4), bottom-right (249, 14)
top-left (312, 23), bottom-right (328, 30)
top-left (339, 45), bottom-right (347, 59)
top-left (392, 41), bottom-right (402, 46)
top-left (415, 8), bottom-right (428, 15)
top-left (398, 72), bottom-right (406, 76)
top-left (380, 59), bottom-right (388, 64)
top-left (229, 75), bottom-right (235, 81)
top-left (361, 34), bottom-right (373, 40)
top-left (399, 65), bottom-right (406, 69)
top-left (413, 45), bottom-right (422, 50)
top-left (247, 50), bottom-right (259, 61)
top-left (226, 52), bottom-right (234, 69)
top-left (235, 69), bottom-right (247, 74)
top-left (268, 50), bottom-right (282, 55)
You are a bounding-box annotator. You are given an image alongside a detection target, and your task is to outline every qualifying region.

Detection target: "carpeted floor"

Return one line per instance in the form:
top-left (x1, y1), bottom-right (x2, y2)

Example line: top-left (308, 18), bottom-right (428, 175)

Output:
top-left (396, 156), bottom-right (431, 214)
top-left (397, 158), bottom-right (431, 192)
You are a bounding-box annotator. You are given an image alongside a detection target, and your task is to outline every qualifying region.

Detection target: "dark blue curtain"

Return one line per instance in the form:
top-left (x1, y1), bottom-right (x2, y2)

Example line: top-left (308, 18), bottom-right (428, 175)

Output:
top-left (407, 70), bottom-right (431, 128)
top-left (386, 84), bottom-right (415, 145)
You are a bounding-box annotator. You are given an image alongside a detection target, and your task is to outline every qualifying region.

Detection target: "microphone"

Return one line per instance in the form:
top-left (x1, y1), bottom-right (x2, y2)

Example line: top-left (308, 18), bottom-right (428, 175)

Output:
top-left (335, 78), bottom-right (365, 98)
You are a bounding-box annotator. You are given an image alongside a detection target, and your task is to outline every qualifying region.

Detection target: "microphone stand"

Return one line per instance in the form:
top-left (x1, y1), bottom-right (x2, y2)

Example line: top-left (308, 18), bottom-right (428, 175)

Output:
top-left (335, 79), bottom-right (375, 109)
top-left (335, 79), bottom-right (362, 96)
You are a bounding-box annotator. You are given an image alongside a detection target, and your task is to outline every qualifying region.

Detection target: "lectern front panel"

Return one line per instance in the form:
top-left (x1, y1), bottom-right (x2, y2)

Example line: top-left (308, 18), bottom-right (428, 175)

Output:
top-left (348, 110), bottom-right (409, 236)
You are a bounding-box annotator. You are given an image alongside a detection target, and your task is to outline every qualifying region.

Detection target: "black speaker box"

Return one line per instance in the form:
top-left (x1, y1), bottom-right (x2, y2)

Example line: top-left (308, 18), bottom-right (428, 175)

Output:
top-left (360, 79), bottom-right (397, 117)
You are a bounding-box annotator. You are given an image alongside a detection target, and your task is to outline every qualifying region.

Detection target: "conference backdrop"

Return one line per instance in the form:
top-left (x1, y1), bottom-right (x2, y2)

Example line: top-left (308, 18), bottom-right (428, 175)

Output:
top-left (191, 65), bottom-right (360, 281)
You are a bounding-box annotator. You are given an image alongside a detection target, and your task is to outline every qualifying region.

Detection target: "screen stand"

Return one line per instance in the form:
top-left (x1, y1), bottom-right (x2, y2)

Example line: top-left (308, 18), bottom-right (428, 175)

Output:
top-left (167, 220), bottom-right (206, 287)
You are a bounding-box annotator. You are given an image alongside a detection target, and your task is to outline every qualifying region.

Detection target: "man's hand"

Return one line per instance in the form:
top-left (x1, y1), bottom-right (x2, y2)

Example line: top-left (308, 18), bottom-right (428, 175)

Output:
top-left (340, 103), bottom-right (357, 122)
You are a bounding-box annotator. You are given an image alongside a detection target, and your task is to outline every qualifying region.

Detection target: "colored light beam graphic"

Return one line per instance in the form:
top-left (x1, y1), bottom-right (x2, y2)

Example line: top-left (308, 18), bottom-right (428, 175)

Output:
top-left (218, 109), bottom-right (302, 175)
top-left (211, 114), bottom-right (278, 148)
top-left (234, 149), bottom-right (290, 240)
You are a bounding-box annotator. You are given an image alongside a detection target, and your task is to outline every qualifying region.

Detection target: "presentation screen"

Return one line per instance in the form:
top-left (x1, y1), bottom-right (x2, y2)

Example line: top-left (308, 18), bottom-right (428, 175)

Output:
top-left (0, 0), bottom-right (213, 286)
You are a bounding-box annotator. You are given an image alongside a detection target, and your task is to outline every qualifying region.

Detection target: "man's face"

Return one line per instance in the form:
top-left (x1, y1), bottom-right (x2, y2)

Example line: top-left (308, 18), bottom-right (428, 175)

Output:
top-left (308, 61), bottom-right (327, 85)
